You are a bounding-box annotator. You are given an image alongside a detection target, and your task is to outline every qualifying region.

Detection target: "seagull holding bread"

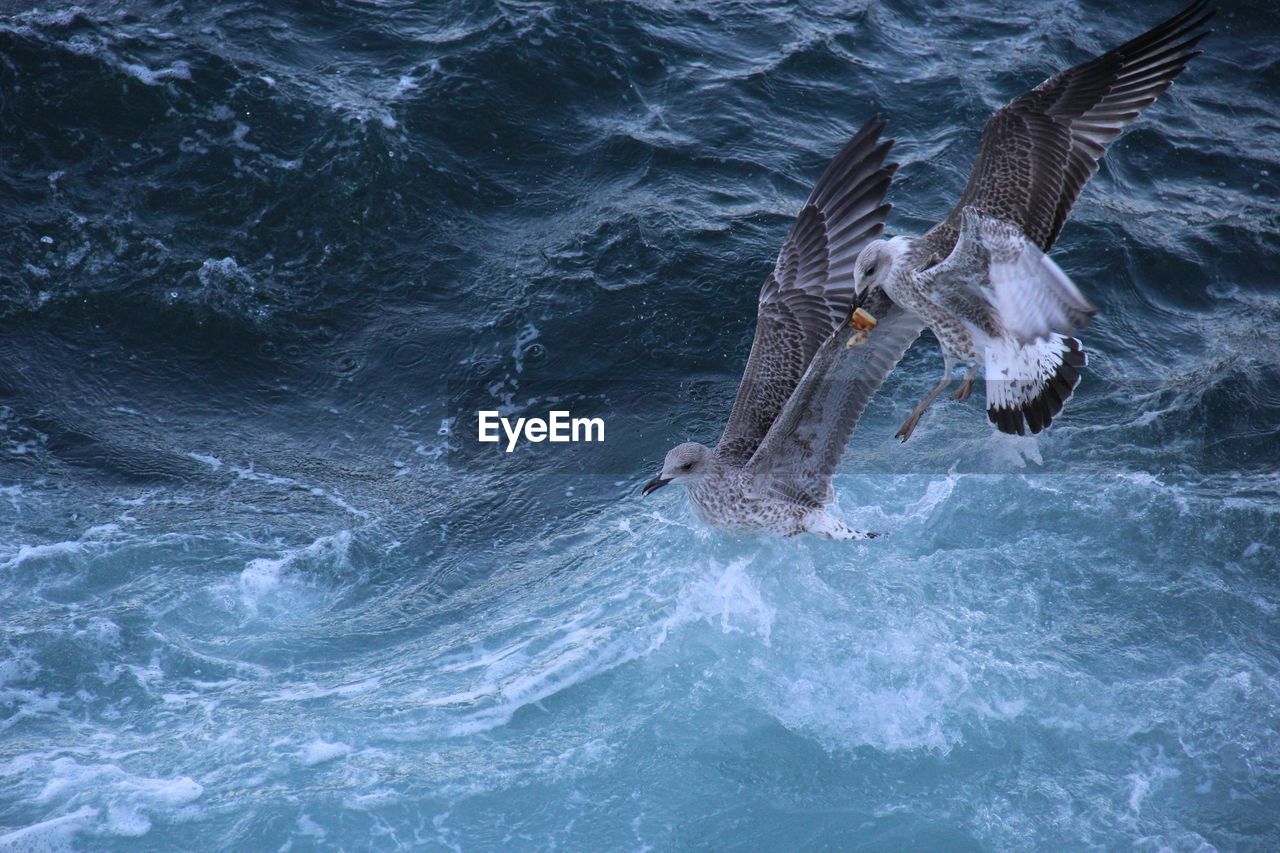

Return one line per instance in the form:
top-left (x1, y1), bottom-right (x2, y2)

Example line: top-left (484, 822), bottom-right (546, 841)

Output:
top-left (852, 0), bottom-right (1214, 440)
top-left (642, 1), bottom-right (1212, 537)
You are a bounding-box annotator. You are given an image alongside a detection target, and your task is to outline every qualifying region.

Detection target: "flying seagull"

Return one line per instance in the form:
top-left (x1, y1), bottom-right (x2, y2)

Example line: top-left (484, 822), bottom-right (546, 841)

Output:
top-left (642, 119), bottom-right (917, 539)
top-left (852, 0), bottom-right (1215, 440)
top-left (642, 2), bottom-right (1213, 538)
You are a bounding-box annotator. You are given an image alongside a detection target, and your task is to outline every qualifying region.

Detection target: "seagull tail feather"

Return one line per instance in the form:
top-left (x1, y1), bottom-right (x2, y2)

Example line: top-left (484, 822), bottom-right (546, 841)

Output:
top-left (983, 335), bottom-right (1086, 436)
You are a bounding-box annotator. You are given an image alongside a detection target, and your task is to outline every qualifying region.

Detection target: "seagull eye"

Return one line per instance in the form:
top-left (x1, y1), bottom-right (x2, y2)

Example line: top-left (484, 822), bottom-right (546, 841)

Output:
top-left (680, 462), bottom-right (693, 471)
top-left (865, 263), bottom-right (877, 276)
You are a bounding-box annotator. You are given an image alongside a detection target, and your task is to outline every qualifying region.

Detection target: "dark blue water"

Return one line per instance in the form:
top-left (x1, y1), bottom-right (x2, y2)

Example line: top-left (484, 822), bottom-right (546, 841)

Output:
top-left (2, 1), bottom-right (1279, 849)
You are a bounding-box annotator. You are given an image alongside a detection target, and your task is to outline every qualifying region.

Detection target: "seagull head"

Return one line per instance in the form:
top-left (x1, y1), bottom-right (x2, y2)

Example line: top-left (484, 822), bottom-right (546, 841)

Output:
top-left (853, 237), bottom-right (912, 297)
top-left (642, 441), bottom-right (711, 496)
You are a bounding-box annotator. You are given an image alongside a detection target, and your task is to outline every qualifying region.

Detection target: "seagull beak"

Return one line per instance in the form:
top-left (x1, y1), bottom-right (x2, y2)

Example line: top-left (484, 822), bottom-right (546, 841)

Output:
top-left (641, 477), bottom-right (672, 496)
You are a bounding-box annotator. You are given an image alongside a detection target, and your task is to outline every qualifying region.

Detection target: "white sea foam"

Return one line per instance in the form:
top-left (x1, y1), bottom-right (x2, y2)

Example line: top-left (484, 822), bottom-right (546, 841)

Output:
top-left (120, 60), bottom-right (190, 86)
top-left (3, 540), bottom-right (84, 568)
top-left (668, 557), bottom-right (774, 643)
top-left (299, 740), bottom-right (352, 766)
top-left (185, 452), bottom-right (223, 471)
top-left (196, 256), bottom-right (250, 287)
top-left (226, 464), bottom-right (373, 519)
top-left (2, 522), bottom-right (126, 571)
top-left (512, 323), bottom-right (540, 373)
top-left (234, 530), bottom-right (353, 615)
top-left (17, 759), bottom-right (204, 842)
top-left (0, 805), bottom-right (99, 851)
top-left (265, 676), bottom-right (382, 703)
top-left (437, 612), bottom-right (635, 737)
top-left (296, 813), bottom-right (327, 839)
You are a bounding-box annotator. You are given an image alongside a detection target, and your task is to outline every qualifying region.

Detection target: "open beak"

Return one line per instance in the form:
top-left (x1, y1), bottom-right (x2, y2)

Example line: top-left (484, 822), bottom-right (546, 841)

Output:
top-left (641, 477), bottom-right (671, 496)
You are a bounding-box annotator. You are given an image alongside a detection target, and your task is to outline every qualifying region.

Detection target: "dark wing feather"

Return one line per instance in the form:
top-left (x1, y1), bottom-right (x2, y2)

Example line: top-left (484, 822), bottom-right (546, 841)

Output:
top-left (716, 118), bottom-right (897, 462)
top-left (920, 0), bottom-right (1215, 258)
top-left (745, 290), bottom-right (926, 508)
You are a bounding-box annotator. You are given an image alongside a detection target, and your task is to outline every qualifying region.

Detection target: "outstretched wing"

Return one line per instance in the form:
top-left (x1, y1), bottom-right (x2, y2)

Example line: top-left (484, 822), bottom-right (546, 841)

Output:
top-left (919, 0), bottom-right (1214, 258)
top-left (923, 208), bottom-right (1096, 345)
top-left (716, 118), bottom-right (897, 463)
top-left (745, 290), bottom-right (926, 508)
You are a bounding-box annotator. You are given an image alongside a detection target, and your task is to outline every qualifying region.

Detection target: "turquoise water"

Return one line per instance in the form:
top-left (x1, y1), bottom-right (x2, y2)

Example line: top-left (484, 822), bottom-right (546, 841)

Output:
top-left (1, 1), bottom-right (1278, 849)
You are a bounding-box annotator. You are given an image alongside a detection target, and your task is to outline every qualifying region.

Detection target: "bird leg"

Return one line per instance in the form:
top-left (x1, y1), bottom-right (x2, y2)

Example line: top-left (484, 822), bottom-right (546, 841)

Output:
top-left (950, 363), bottom-right (980, 401)
top-left (895, 356), bottom-right (954, 442)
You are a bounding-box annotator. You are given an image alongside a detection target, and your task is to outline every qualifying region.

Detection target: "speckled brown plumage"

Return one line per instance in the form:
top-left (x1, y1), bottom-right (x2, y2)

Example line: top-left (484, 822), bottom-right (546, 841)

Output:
top-left (715, 118), bottom-right (898, 464)
top-left (876, 0), bottom-right (1215, 439)
top-left (645, 118), bottom-right (915, 538)
top-left (917, 0), bottom-right (1215, 263)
